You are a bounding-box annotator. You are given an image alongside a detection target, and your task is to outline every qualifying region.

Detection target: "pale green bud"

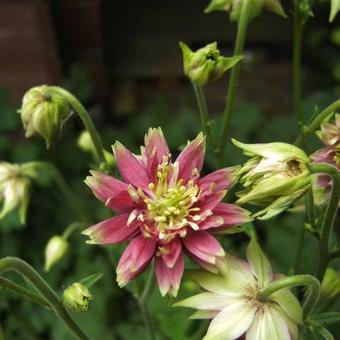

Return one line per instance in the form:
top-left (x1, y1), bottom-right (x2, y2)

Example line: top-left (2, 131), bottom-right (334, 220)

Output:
top-left (320, 268), bottom-right (340, 301)
top-left (205, 0), bottom-right (286, 22)
top-left (63, 283), bottom-right (92, 312)
top-left (330, 0), bottom-right (340, 22)
top-left (20, 85), bottom-right (70, 148)
top-left (232, 139), bottom-right (311, 219)
top-left (179, 42), bottom-right (242, 86)
top-left (0, 162), bottom-right (32, 224)
top-left (44, 235), bottom-right (69, 272)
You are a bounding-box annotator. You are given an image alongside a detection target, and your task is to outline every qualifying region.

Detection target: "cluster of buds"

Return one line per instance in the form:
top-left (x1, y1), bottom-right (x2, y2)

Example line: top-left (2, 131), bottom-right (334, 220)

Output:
top-left (20, 85), bottom-right (70, 148)
top-left (63, 282), bottom-right (92, 312)
top-left (0, 162), bottom-right (35, 224)
top-left (232, 139), bottom-right (311, 219)
top-left (204, 0), bottom-right (285, 22)
top-left (180, 42), bottom-right (242, 86)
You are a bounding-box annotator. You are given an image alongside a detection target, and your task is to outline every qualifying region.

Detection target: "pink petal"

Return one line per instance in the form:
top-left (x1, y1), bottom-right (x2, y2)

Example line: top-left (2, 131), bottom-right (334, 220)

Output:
top-left (183, 231), bottom-right (225, 265)
top-left (116, 235), bottom-right (156, 287)
top-left (82, 214), bottom-right (139, 244)
top-left (112, 142), bottom-right (150, 190)
top-left (197, 190), bottom-right (226, 212)
top-left (199, 215), bottom-right (225, 230)
top-left (176, 133), bottom-right (206, 182)
top-left (311, 147), bottom-right (337, 167)
top-left (207, 203), bottom-right (252, 230)
top-left (198, 167), bottom-right (239, 193)
top-left (160, 238), bottom-right (182, 268)
top-left (155, 252), bottom-right (184, 297)
top-left (144, 128), bottom-right (170, 165)
top-left (85, 171), bottom-right (135, 212)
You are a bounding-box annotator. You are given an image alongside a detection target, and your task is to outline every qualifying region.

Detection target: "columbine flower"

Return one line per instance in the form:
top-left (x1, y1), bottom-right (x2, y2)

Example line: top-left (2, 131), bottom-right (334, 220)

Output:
top-left (0, 162), bottom-right (32, 224)
top-left (204, 0), bottom-right (286, 22)
top-left (179, 42), bottom-right (242, 86)
top-left (232, 139), bottom-right (311, 220)
top-left (83, 128), bottom-right (251, 296)
top-left (175, 240), bottom-right (302, 340)
top-left (63, 283), bottom-right (92, 312)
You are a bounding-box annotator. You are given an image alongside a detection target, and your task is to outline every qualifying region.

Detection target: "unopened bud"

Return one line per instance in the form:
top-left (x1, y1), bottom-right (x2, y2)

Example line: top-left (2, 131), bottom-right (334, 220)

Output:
top-left (179, 42), bottom-right (242, 86)
top-left (20, 85), bottom-right (70, 148)
top-left (321, 268), bottom-right (340, 301)
top-left (63, 283), bottom-right (92, 312)
top-left (44, 235), bottom-right (69, 271)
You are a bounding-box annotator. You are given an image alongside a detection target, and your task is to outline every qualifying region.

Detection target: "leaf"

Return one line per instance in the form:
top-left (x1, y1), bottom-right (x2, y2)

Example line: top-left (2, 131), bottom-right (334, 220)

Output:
top-left (330, 0), bottom-right (340, 22)
top-left (79, 272), bottom-right (103, 288)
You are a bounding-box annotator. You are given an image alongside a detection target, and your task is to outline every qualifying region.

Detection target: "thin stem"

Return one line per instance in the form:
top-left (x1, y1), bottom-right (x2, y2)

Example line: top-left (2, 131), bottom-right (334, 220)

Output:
top-left (0, 276), bottom-right (50, 308)
top-left (192, 83), bottom-right (214, 146)
top-left (295, 99), bottom-right (340, 145)
top-left (0, 257), bottom-right (89, 340)
top-left (62, 222), bottom-right (86, 240)
top-left (47, 86), bottom-right (105, 165)
top-left (257, 274), bottom-right (320, 320)
top-left (293, 0), bottom-right (304, 128)
top-left (217, 0), bottom-right (251, 163)
top-left (25, 161), bottom-right (90, 223)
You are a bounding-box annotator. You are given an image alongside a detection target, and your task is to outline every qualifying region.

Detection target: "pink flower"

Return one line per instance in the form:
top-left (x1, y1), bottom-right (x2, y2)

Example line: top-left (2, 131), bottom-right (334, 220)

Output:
top-left (83, 128), bottom-right (251, 296)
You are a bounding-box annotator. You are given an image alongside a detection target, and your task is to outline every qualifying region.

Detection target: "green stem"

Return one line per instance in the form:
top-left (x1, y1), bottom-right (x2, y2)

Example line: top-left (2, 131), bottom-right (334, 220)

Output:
top-left (308, 164), bottom-right (340, 281)
top-left (192, 83), bottom-right (214, 146)
top-left (62, 222), bottom-right (86, 240)
top-left (0, 276), bottom-right (50, 308)
top-left (295, 99), bottom-right (340, 145)
top-left (257, 274), bottom-right (320, 320)
top-left (318, 327), bottom-right (334, 340)
top-left (47, 86), bottom-right (105, 165)
top-left (25, 161), bottom-right (90, 223)
top-left (0, 257), bottom-right (89, 340)
top-left (217, 0), bottom-right (251, 163)
top-left (293, 0), bottom-right (304, 129)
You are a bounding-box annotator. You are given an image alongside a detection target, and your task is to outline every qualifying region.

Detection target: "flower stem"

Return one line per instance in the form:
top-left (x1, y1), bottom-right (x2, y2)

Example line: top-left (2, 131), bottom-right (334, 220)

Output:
top-left (308, 164), bottom-right (340, 282)
top-left (217, 0), bottom-right (251, 163)
top-left (25, 161), bottom-right (90, 223)
top-left (0, 257), bottom-right (89, 340)
top-left (0, 276), bottom-right (50, 308)
top-left (295, 99), bottom-right (340, 145)
top-left (293, 0), bottom-right (304, 129)
top-left (192, 83), bottom-right (214, 146)
top-left (47, 86), bottom-right (106, 165)
top-left (62, 222), bottom-right (86, 240)
top-left (257, 274), bottom-right (320, 320)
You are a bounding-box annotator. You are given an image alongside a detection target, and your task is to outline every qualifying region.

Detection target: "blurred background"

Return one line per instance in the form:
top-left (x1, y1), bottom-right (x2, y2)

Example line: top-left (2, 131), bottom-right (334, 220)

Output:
top-left (0, 1), bottom-right (339, 339)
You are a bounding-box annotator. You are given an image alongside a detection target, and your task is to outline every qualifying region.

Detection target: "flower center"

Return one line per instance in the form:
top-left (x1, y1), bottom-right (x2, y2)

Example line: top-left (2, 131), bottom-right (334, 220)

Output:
top-left (285, 159), bottom-right (304, 177)
top-left (144, 160), bottom-right (200, 239)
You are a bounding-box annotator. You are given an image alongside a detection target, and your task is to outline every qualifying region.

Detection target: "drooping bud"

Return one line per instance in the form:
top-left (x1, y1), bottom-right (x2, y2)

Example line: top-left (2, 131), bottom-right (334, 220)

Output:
top-left (320, 268), bottom-right (340, 302)
top-left (204, 0), bottom-right (286, 22)
top-left (20, 85), bottom-right (70, 148)
top-left (0, 162), bottom-right (33, 224)
top-left (63, 283), bottom-right (92, 312)
top-left (232, 139), bottom-right (311, 219)
top-left (179, 42), bottom-right (243, 85)
top-left (44, 235), bottom-right (69, 272)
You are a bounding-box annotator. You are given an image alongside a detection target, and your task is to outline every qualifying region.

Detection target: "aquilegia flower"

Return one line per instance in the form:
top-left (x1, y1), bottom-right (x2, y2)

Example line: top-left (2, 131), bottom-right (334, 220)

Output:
top-left (233, 139), bottom-right (311, 220)
top-left (175, 240), bottom-right (303, 340)
top-left (83, 128), bottom-right (251, 296)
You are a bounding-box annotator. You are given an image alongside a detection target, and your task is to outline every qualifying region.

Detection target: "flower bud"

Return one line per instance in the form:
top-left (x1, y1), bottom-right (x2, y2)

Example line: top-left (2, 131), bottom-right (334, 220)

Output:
top-left (179, 42), bottom-right (242, 85)
top-left (20, 85), bottom-right (70, 148)
top-left (63, 283), bottom-right (92, 312)
top-left (44, 235), bottom-right (69, 272)
top-left (0, 162), bottom-right (32, 224)
top-left (232, 139), bottom-right (311, 219)
top-left (204, 0), bottom-right (286, 22)
top-left (320, 268), bottom-right (340, 302)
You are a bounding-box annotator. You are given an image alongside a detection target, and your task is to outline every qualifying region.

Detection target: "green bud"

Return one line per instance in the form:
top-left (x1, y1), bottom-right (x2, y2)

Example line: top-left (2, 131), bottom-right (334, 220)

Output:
top-left (63, 283), bottom-right (92, 312)
top-left (44, 235), bottom-right (69, 271)
top-left (20, 85), bottom-right (70, 148)
top-left (232, 139), bottom-right (311, 219)
top-left (320, 268), bottom-right (340, 301)
top-left (0, 162), bottom-right (32, 224)
top-left (204, 0), bottom-right (286, 22)
top-left (330, 0), bottom-right (340, 22)
top-left (179, 42), bottom-right (242, 86)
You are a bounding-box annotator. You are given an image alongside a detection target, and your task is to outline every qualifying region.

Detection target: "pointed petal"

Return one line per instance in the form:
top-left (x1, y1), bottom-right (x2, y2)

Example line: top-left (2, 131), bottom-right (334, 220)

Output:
top-left (197, 190), bottom-right (226, 212)
top-left (112, 142), bottom-right (150, 190)
top-left (116, 235), bottom-right (156, 286)
top-left (176, 133), bottom-right (206, 182)
top-left (203, 299), bottom-right (256, 340)
top-left (161, 238), bottom-right (182, 268)
top-left (82, 214), bottom-right (139, 244)
top-left (183, 231), bottom-right (225, 264)
top-left (189, 310), bottom-right (219, 320)
top-left (155, 252), bottom-right (184, 297)
top-left (144, 127), bottom-right (170, 164)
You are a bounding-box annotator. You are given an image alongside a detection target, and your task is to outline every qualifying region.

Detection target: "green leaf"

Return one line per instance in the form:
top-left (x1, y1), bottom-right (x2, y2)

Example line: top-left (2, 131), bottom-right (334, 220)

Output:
top-left (330, 0), bottom-right (340, 22)
top-left (79, 273), bottom-right (103, 288)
